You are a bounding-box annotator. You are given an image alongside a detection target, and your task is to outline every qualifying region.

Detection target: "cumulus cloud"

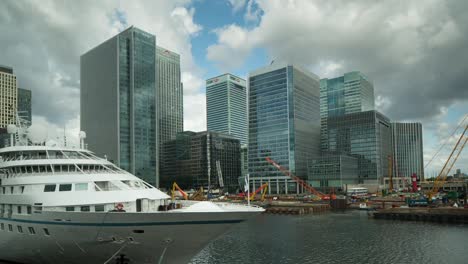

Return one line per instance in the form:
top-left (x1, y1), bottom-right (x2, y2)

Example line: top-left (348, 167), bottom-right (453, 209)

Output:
top-left (228, 0), bottom-right (248, 13)
top-left (183, 94), bottom-right (206, 132)
top-left (207, 0), bottom-right (468, 172)
top-left (207, 24), bottom-right (253, 71)
top-left (0, 0), bottom-right (206, 141)
top-left (208, 0), bottom-right (468, 121)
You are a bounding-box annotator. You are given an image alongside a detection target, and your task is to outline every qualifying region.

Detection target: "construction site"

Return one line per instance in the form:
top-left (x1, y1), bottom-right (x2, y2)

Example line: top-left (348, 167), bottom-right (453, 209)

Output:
top-left (168, 117), bottom-right (467, 223)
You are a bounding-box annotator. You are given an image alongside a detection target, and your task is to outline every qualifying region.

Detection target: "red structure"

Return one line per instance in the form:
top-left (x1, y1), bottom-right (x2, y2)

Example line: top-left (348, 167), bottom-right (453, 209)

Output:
top-left (411, 173), bottom-right (418, 192)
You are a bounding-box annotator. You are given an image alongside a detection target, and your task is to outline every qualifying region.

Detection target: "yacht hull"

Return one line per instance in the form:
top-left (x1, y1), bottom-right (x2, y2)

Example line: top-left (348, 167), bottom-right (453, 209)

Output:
top-left (0, 211), bottom-right (258, 264)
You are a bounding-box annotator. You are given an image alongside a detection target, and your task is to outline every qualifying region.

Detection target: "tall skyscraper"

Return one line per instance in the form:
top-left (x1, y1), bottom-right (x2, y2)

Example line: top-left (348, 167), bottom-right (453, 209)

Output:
top-left (320, 71), bottom-right (374, 151)
top-left (248, 64), bottom-right (321, 194)
top-left (81, 26), bottom-right (157, 186)
top-left (0, 65), bottom-right (17, 127)
top-left (17, 88), bottom-right (32, 124)
top-left (391, 122), bottom-right (424, 180)
top-left (206, 73), bottom-right (247, 145)
top-left (156, 46), bottom-right (184, 178)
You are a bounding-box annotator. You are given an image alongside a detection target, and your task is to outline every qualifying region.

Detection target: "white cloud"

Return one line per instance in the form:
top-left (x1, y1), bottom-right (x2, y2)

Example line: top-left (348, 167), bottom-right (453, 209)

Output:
top-left (30, 115), bottom-right (81, 148)
top-left (170, 7), bottom-right (203, 35)
top-left (184, 94), bottom-right (206, 132)
top-left (0, 0), bottom-right (206, 137)
top-left (228, 0), bottom-right (247, 13)
top-left (244, 0), bottom-right (261, 22)
top-left (207, 24), bottom-right (252, 71)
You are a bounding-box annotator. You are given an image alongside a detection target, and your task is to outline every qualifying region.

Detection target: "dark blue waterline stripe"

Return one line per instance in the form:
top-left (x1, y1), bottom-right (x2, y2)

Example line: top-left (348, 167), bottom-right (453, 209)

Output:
top-left (0, 217), bottom-right (243, 227)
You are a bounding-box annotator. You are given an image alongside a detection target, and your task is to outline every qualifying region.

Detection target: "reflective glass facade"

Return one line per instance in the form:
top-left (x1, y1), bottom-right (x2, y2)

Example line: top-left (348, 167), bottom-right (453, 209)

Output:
top-left (206, 74), bottom-right (247, 145)
top-left (161, 131), bottom-right (241, 193)
top-left (81, 27), bottom-right (157, 186)
top-left (320, 71), bottom-right (374, 151)
top-left (17, 88), bottom-right (31, 124)
top-left (308, 154), bottom-right (359, 191)
top-left (248, 64), bottom-right (320, 193)
top-left (156, 46), bottom-right (183, 183)
top-left (326, 110), bottom-right (392, 184)
top-left (391, 122), bottom-right (424, 180)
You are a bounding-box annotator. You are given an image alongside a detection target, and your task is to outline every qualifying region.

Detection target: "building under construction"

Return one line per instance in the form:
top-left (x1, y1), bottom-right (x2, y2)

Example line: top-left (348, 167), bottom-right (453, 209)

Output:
top-left (160, 131), bottom-right (241, 193)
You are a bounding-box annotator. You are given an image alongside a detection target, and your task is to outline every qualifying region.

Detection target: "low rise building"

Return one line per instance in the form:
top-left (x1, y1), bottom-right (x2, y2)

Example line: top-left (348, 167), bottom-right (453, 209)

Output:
top-left (308, 153), bottom-right (359, 192)
top-left (161, 131), bottom-right (241, 193)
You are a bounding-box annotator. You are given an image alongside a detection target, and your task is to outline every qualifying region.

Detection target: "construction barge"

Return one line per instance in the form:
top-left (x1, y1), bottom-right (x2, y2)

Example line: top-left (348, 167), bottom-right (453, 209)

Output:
top-left (263, 202), bottom-right (330, 215)
top-left (372, 207), bottom-right (468, 224)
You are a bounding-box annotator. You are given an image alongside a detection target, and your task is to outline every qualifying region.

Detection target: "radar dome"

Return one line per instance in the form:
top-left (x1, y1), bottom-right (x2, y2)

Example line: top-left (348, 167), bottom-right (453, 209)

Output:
top-left (79, 131), bottom-right (87, 139)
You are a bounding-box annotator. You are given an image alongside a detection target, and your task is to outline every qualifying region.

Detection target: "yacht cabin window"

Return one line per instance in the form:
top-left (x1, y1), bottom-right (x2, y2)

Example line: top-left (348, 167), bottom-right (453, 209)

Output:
top-left (59, 184), bottom-right (72, 192)
top-left (95, 205), bottom-right (105, 212)
top-left (44, 185), bottom-right (56, 192)
top-left (75, 183), bottom-right (88, 191)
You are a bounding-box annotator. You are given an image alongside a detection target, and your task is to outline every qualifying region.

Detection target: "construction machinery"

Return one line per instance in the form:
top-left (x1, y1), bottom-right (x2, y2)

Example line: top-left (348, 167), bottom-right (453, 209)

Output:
top-left (428, 124), bottom-right (467, 200)
top-left (171, 183), bottom-right (207, 201)
top-left (388, 155), bottom-right (393, 193)
top-left (265, 157), bottom-right (331, 200)
top-left (190, 186), bottom-right (205, 201)
top-left (249, 183), bottom-right (269, 201)
top-left (171, 182), bottom-right (188, 200)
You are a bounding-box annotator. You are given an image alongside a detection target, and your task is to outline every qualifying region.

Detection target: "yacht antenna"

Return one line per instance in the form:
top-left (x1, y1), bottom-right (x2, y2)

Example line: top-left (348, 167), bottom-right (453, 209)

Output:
top-left (63, 126), bottom-right (67, 147)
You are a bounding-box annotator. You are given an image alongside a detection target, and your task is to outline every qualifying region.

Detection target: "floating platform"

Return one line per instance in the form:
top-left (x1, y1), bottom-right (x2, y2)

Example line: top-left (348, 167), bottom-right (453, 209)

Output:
top-left (373, 207), bottom-right (468, 224)
top-left (264, 203), bottom-right (330, 215)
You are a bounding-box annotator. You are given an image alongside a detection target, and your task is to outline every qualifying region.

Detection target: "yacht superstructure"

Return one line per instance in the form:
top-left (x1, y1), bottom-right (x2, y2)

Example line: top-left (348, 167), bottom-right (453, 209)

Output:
top-left (0, 123), bottom-right (264, 264)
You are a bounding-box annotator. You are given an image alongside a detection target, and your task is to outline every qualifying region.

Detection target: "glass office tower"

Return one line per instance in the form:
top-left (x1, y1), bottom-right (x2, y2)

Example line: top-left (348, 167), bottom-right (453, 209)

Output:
top-left (206, 73), bottom-right (247, 145)
top-left (81, 26), bottom-right (157, 186)
top-left (17, 88), bottom-right (32, 124)
top-left (308, 154), bottom-right (359, 190)
top-left (248, 64), bottom-right (321, 194)
top-left (326, 110), bottom-right (393, 184)
top-left (391, 122), bottom-right (424, 180)
top-left (161, 131), bottom-right (241, 193)
top-left (156, 46), bottom-right (184, 181)
top-left (320, 71), bottom-right (374, 151)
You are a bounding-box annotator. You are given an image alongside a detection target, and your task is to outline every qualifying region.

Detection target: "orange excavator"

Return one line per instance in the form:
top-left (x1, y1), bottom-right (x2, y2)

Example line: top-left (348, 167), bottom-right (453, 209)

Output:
top-left (265, 157), bottom-right (333, 200)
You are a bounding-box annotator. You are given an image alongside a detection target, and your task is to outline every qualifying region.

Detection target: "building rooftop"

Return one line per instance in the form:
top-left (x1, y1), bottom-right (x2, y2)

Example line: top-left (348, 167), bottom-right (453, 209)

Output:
top-left (206, 73), bottom-right (246, 86)
top-left (0, 65), bottom-right (13, 74)
top-left (249, 62), bottom-right (319, 81)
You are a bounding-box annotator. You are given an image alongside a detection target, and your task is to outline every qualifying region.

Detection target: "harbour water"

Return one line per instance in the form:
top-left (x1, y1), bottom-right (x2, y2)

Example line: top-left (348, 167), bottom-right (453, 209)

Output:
top-left (1, 211), bottom-right (466, 263)
top-left (190, 210), bottom-right (468, 264)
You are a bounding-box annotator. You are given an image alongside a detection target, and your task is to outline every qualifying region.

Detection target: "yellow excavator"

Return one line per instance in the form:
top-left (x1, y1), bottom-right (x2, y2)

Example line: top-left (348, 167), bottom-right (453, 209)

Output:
top-left (171, 182), bottom-right (206, 200)
top-left (171, 182), bottom-right (188, 200)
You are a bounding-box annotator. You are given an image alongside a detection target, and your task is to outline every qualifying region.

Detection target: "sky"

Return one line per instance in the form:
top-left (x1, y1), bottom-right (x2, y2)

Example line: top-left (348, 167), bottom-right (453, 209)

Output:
top-left (0, 0), bottom-right (466, 175)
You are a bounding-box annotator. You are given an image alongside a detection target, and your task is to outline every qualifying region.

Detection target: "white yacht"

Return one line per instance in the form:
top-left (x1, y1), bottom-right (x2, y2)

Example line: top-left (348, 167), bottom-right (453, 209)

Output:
top-left (0, 123), bottom-right (264, 264)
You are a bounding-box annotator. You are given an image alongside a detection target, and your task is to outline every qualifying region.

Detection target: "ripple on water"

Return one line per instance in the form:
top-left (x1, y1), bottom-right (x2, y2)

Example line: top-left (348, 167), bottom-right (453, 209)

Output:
top-left (190, 211), bottom-right (468, 264)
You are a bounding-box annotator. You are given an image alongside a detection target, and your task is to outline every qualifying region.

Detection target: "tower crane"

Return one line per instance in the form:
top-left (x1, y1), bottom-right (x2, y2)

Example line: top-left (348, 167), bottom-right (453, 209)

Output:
top-left (428, 124), bottom-right (467, 199)
top-left (265, 157), bottom-right (331, 200)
